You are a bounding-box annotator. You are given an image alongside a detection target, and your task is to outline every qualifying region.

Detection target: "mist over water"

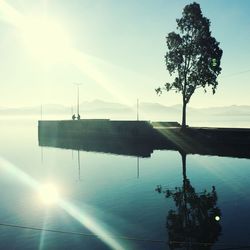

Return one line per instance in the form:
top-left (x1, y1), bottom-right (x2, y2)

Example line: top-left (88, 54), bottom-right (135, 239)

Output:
top-left (1, 111), bottom-right (250, 128)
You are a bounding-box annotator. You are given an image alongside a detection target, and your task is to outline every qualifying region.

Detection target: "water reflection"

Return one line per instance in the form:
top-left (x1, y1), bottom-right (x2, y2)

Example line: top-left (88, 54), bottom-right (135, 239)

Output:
top-left (137, 157), bottom-right (140, 179)
top-left (40, 146), bottom-right (44, 164)
top-left (38, 135), bottom-right (153, 158)
top-left (156, 153), bottom-right (222, 249)
top-left (77, 150), bottom-right (81, 181)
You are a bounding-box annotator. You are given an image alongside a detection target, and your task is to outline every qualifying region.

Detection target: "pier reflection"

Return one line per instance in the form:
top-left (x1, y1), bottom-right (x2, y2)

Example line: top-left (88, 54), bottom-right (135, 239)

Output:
top-left (77, 150), bottom-right (81, 181)
top-left (38, 135), bottom-right (153, 158)
top-left (38, 127), bottom-right (250, 159)
top-left (156, 153), bottom-right (222, 249)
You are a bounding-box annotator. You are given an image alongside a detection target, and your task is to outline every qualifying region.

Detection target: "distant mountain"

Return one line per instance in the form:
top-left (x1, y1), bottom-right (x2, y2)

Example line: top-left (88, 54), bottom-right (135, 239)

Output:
top-left (199, 105), bottom-right (250, 116)
top-left (138, 102), bottom-right (178, 113)
top-left (79, 99), bottom-right (132, 113)
top-left (0, 104), bottom-right (69, 115)
top-left (1, 101), bottom-right (250, 119)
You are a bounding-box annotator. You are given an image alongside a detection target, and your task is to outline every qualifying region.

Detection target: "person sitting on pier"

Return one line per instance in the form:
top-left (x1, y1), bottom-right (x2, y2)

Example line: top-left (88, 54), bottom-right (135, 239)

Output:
top-left (77, 114), bottom-right (81, 120)
top-left (72, 114), bottom-right (76, 120)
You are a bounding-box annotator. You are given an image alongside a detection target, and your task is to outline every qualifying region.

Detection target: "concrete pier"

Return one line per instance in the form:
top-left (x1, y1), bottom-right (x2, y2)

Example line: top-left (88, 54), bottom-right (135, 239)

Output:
top-left (38, 119), bottom-right (250, 159)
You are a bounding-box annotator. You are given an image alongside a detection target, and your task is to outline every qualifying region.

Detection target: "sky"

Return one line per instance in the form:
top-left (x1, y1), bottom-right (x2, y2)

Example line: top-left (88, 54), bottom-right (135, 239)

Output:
top-left (0, 0), bottom-right (250, 108)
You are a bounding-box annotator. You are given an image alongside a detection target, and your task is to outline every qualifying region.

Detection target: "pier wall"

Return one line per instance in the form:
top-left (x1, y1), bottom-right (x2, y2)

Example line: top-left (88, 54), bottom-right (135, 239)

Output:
top-left (38, 120), bottom-right (250, 158)
top-left (38, 119), bottom-right (159, 141)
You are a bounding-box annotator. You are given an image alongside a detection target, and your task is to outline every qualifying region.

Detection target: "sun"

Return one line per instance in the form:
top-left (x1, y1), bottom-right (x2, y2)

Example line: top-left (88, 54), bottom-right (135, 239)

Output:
top-left (20, 16), bottom-right (72, 64)
top-left (39, 183), bottom-right (60, 205)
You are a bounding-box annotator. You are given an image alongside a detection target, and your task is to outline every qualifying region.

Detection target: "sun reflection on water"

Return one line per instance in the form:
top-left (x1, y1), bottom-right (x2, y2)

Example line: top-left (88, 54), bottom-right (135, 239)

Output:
top-left (39, 183), bottom-right (60, 205)
top-left (0, 156), bottom-right (126, 250)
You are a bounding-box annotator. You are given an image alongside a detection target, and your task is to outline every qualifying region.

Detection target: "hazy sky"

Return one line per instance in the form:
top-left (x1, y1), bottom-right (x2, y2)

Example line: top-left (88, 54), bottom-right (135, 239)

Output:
top-left (0, 0), bottom-right (250, 108)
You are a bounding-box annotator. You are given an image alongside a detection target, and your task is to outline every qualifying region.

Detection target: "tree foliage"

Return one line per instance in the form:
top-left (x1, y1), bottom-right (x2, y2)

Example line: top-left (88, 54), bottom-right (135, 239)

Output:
top-left (156, 2), bottom-right (223, 127)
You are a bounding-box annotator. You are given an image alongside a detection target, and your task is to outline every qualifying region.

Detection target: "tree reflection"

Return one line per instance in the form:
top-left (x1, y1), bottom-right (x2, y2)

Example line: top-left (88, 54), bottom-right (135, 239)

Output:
top-left (156, 153), bottom-right (222, 249)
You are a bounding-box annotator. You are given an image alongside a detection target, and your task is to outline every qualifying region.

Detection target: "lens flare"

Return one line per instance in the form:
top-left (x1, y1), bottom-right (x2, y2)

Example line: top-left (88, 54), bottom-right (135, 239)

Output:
top-left (39, 183), bottom-right (60, 205)
top-left (215, 215), bottom-right (220, 221)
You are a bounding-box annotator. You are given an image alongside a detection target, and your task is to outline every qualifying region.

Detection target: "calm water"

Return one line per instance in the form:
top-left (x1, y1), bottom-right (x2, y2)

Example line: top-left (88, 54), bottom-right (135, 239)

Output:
top-left (0, 119), bottom-right (250, 249)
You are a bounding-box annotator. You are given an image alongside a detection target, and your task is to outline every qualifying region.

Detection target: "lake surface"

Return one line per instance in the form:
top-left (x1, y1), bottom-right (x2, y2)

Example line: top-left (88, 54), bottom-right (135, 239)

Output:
top-left (0, 119), bottom-right (250, 250)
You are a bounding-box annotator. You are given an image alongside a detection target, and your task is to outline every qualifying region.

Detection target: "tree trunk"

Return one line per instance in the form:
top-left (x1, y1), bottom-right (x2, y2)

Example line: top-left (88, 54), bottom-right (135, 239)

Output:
top-left (182, 101), bottom-right (187, 128)
top-left (181, 152), bottom-right (187, 181)
top-left (181, 152), bottom-right (189, 231)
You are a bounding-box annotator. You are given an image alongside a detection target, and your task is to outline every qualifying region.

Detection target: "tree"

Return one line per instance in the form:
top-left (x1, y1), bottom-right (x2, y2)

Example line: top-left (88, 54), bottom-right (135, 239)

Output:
top-left (156, 2), bottom-right (223, 128)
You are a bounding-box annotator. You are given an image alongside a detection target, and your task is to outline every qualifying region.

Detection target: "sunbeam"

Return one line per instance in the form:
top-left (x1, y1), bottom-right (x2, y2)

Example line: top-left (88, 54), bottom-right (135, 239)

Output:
top-left (0, 156), bottom-right (127, 250)
top-left (38, 209), bottom-right (49, 250)
top-left (59, 200), bottom-right (126, 250)
top-left (0, 157), bottom-right (39, 191)
top-left (68, 49), bottom-right (134, 106)
top-left (153, 123), bottom-right (195, 152)
top-left (0, 0), bottom-right (23, 28)
top-left (0, 0), bottom-right (141, 109)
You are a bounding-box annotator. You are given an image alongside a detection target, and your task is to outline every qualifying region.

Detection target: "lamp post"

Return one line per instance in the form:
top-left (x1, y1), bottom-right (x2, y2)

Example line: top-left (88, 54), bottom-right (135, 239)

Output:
top-left (73, 83), bottom-right (82, 120)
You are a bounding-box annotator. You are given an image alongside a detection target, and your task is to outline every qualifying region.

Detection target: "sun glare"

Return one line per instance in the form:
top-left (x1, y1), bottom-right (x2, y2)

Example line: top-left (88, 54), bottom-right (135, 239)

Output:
top-left (1, 156), bottom-right (126, 249)
top-left (0, 1), bottom-right (137, 106)
top-left (39, 183), bottom-right (60, 205)
top-left (20, 16), bottom-right (72, 64)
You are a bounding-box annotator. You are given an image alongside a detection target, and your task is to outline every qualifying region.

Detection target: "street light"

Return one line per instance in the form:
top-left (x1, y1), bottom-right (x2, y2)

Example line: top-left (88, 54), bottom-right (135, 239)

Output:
top-left (73, 83), bottom-right (82, 120)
